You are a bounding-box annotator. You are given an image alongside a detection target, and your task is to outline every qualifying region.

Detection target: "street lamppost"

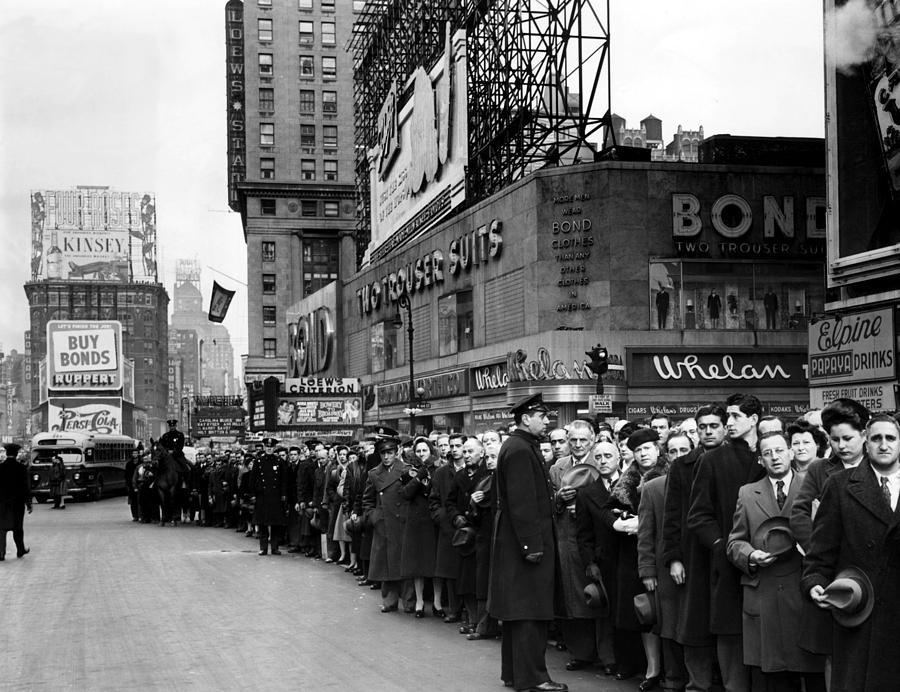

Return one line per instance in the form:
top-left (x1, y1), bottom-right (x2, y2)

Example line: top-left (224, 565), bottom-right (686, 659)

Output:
top-left (394, 294), bottom-right (424, 436)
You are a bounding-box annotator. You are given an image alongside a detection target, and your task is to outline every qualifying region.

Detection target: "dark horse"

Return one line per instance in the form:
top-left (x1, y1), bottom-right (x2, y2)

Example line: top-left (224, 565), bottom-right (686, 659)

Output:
top-left (150, 440), bottom-right (190, 526)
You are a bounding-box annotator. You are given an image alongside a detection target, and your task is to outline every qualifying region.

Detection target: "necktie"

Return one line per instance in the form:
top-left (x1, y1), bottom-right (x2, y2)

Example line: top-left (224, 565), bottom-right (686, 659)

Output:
top-left (881, 476), bottom-right (893, 511)
top-left (776, 480), bottom-right (786, 510)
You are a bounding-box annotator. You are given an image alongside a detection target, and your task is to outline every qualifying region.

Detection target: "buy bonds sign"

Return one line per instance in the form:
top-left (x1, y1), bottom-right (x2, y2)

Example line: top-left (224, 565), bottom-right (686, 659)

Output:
top-left (47, 320), bottom-right (122, 391)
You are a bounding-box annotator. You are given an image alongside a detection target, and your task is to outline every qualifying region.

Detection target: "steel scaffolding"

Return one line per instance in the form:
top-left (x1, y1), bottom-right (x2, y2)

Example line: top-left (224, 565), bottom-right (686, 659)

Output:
top-left (352, 0), bottom-right (612, 268)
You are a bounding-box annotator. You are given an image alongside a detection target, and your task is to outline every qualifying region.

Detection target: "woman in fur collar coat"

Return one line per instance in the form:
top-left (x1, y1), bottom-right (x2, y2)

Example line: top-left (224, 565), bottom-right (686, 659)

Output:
top-left (602, 428), bottom-right (668, 687)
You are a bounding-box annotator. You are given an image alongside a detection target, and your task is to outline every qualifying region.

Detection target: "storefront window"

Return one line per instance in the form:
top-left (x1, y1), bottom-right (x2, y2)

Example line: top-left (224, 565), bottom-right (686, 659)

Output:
top-left (438, 294), bottom-right (458, 356)
top-left (370, 323), bottom-right (385, 373)
top-left (649, 260), bottom-right (824, 331)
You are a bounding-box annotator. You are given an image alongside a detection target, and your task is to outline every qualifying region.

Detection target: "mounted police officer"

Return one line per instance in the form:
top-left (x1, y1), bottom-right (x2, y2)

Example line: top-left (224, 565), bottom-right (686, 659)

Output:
top-left (159, 418), bottom-right (192, 519)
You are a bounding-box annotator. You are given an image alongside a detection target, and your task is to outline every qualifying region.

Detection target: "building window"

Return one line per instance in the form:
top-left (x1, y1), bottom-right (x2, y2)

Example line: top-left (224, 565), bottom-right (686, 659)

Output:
top-left (370, 323), bottom-right (385, 373)
top-left (258, 18), bottom-right (273, 41)
top-left (260, 123), bottom-right (274, 146)
top-left (258, 53), bottom-right (273, 76)
top-left (456, 290), bottom-right (474, 352)
top-left (301, 159), bottom-right (316, 180)
top-left (322, 90), bottom-right (337, 114)
top-left (321, 22), bottom-right (335, 46)
top-left (263, 338), bottom-right (277, 358)
top-left (324, 160), bottom-right (338, 181)
top-left (323, 200), bottom-right (339, 216)
top-left (298, 0), bottom-right (312, 8)
top-left (648, 259), bottom-right (824, 331)
top-left (323, 0), bottom-right (336, 8)
top-left (353, 0), bottom-right (365, 11)
top-left (299, 21), bottom-right (314, 45)
top-left (259, 87), bottom-right (274, 111)
top-left (260, 157), bottom-right (275, 179)
top-left (262, 306), bottom-right (277, 325)
top-left (299, 55), bottom-right (314, 78)
top-left (259, 0), bottom-right (273, 6)
top-left (323, 125), bottom-right (337, 148)
top-left (438, 290), bottom-right (474, 356)
top-left (260, 199), bottom-right (276, 215)
top-left (262, 274), bottom-right (276, 294)
top-left (302, 238), bottom-right (339, 296)
top-left (299, 89), bottom-right (315, 115)
top-left (300, 124), bottom-right (316, 147)
top-left (261, 241), bottom-right (276, 262)
top-left (301, 201), bottom-right (317, 217)
top-left (322, 56), bottom-right (337, 79)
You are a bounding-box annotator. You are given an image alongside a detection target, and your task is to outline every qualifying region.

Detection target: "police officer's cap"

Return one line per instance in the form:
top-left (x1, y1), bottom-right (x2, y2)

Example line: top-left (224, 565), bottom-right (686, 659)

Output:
top-left (262, 437), bottom-right (279, 447)
top-left (166, 419), bottom-right (178, 425)
top-left (376, 437), bottom-right (400, 453)
top-left (509, 392), bottom-right (550, 417)
top-left (303, 438), bottom-right (322, 449)
top-left (3, 442), bottom-right (22, 457)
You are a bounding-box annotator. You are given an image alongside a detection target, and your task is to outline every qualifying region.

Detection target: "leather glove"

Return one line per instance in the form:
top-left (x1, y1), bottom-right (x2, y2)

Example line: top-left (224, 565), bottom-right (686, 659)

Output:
top-left (585, 563), bottom-right (602, 583)
top-left (452, 515), bottom-right (467, 528)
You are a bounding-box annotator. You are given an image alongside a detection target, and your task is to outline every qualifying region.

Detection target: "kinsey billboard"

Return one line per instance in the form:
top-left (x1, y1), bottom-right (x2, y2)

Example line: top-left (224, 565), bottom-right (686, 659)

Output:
top-left (30, 188), bottom-right (158, 282)
top-left (48, 397), bottom-right (121, 434)
top-left (47, 320), bottom-right (123, 391)
top-left (366, 28), bottom-right (468, 262)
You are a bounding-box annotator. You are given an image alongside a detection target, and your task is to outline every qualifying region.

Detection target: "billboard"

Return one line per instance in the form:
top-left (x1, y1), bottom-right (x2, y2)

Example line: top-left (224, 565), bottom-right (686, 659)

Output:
top-left (366, 28), bottom-right (468, 263)
top-left (825, 0), bottom-right (900, 286)
top-left (193, 405), bottom-right (246, 438)
top-left (808, 307), bottom-right (895, 384)
top-left (30, 188), bottom-right (158, 282)
top-left (46, 321), bottom-right (123, 391)
top-left (48, 397), bottom-right (122, 434)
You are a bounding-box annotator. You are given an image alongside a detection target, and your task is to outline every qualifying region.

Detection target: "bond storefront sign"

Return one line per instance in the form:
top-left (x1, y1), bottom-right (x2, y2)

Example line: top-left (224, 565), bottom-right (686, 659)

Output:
top-left (807, 308), bottom-right (895, 384)
top-left (671, 192), bottom-right (826, 259)
top-left (49, 397), bottom-right (121, 434)
top-left (627, 348), bottom-right (808, 387)
top-left (47, 321), bottom-right (123, 391)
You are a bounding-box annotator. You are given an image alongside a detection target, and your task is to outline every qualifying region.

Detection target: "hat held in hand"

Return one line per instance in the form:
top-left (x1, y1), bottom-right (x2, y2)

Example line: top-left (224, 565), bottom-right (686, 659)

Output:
top-left (821, 566), bottom-right (874, 629)
top-left (752, 516), bottom-right (797, 559)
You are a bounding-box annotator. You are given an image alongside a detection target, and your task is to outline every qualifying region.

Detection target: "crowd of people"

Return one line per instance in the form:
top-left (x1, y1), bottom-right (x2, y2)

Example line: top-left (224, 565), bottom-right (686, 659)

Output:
top-left (11, 393), bottom-right (899, 692)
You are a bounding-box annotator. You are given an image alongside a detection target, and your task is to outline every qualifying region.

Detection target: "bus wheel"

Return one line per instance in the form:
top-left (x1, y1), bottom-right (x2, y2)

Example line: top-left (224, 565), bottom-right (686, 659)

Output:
top-left (92, 479), bottom-right (104, 502)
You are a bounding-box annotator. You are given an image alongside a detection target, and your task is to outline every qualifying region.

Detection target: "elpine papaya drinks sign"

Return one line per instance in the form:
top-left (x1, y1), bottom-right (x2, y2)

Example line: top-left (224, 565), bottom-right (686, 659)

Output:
top-left (46, 320), bottom-right (123, 391)
top-left (807, 308), bottom-right (896, 384)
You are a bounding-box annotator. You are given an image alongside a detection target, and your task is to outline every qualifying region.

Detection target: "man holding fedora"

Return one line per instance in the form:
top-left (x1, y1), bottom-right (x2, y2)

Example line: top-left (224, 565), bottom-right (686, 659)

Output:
top-left (802, 413), bottom-right (900, 692)
top-left (0, 443), bottom-right (32, 560)
top-left (488, 392), bottom-right (567, 692)
top-left (727, 430), bottom-right (826, 691)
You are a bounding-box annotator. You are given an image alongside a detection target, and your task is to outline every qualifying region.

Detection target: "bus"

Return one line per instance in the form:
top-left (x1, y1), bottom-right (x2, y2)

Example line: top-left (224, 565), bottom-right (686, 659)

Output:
top-left (29, 431), bottom-right (137, 502)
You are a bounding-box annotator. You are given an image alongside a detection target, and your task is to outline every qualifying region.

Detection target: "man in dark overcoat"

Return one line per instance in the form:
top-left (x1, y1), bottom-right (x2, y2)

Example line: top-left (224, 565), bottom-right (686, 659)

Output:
top-left (362, 436), bottom-right (410, 611)
top-left (251, 437), bottom-right (289, 556)
top-left (661, 404), bottom-right (726, 690)
top-left (802, 414), bottom-right (900, 692)
top-left (687, 393), bottom-right (765, 692)
top-left (0, 443), bottom-right (32, 560)
top-left (124, 442), bottom-right (142, 521)
top-left (488, 393), bottom-right (567, 692)
top-left (429, 438), bottom-right (465, 621)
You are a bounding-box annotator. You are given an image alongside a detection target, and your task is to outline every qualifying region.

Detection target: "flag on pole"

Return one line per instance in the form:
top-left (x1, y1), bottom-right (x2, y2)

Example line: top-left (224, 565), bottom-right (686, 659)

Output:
top-left (208, 280), bottom-right (236, 323)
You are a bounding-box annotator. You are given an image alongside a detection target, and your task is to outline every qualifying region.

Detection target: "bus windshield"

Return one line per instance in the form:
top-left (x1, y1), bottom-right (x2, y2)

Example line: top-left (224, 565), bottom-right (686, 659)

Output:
top-left (31, 448), bottom-right (83, 465)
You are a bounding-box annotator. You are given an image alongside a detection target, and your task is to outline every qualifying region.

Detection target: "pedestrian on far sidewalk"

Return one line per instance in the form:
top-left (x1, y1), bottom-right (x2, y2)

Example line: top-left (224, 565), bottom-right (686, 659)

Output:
top-left (48, 454), bottom-right (67, 509)
top-left (0, 443), bottom-right (32, 560)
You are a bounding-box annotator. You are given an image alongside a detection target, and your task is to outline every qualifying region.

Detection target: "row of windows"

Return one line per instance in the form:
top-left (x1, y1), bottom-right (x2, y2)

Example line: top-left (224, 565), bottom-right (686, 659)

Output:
top-left (259, 54), bottom-right (337, 79)
top-left (31, 291), bottom-right (158, 307)
top-left (258, 0), bottom-right (347, 10)
top-left (258, 151), bottom-right (339, 182)
top-left (259, 198), bottom-right (341, 220)
top-left (258, 19), bottom-right (337, 46)
top-left (259, 88), bottom-right (338, 115)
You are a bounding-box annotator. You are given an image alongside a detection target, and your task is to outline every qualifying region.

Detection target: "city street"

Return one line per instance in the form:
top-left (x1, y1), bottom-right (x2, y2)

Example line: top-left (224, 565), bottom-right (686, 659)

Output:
top-left (2, 498), bottom-right (636, 692)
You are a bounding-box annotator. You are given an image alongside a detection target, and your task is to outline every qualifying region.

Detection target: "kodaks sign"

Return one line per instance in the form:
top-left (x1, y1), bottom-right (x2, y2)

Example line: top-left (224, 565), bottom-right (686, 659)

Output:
top-left (808, 308), bottom-right (895, 384)
top-left (672, 193), bottom-right (826, 258)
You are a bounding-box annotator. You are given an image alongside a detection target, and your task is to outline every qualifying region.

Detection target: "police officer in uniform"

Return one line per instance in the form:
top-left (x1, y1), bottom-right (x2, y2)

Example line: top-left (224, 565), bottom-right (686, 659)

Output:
top-left (251, 437), bottom-right (289, 556)
top-left (159, 419), bottom-right (186, 455)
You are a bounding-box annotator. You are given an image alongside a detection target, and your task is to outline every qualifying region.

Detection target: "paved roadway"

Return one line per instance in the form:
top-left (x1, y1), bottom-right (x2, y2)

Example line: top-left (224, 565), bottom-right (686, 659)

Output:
top-left (1, 498), bottom-right (640, 692)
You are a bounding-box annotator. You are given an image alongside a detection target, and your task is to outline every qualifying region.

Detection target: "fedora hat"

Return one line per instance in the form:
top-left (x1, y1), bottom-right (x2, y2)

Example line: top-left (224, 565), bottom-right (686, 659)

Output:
top-left (822, 566), bottom-right (875, 629)
top-left (633, 592), bottom-right (657, 628)
top-left (752, 516), bottom-right (797, 559)
top-left (451, 526), bottom-right (476, 549)
top-left (583, 580), bottom-right (610, 615)
top-left (472, 475), bottom-right (493, 507)
top-left (559, 463), bottom-right (600, 490)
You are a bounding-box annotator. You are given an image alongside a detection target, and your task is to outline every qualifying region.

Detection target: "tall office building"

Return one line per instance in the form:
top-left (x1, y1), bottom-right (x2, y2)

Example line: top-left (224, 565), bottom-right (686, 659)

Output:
top-left (225, 0), bottom-right (361, 388)
top-left (169, 259), bottom-right (236, 396)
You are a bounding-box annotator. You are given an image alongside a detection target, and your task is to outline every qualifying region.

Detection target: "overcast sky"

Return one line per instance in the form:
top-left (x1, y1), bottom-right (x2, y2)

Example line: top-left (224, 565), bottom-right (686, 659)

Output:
top-left (0, 0), bottom-right (825, 364)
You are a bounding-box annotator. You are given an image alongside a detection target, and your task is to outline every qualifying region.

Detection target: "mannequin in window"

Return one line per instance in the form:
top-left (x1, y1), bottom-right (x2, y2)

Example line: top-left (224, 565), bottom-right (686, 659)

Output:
top-left (727, 293), bottom-right (738, 318)
top-left (685, 299), bottom-right (696, 329)
top-left (763, 288), bottom-right (779, 329)
top-left (655, 288), bottom-right (670, 329)
top-left (707, 289), bottom-right (721, 328)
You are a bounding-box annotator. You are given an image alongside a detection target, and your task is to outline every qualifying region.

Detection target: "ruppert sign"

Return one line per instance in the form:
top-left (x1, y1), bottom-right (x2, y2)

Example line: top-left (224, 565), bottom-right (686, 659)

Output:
top-left (47, 320), bottom-right (123, 391)
top-left (807, 308), bottom-right (895, 384)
